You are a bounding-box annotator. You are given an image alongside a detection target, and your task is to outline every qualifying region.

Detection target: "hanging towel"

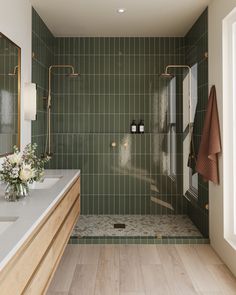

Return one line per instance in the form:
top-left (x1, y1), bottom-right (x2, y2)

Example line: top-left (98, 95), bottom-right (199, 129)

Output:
top-left (196, 85), bottom-right (221, 184)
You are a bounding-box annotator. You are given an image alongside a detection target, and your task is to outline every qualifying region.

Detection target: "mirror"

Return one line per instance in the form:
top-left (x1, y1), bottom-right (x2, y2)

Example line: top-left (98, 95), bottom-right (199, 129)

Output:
top-left (0, 32), bottom-right (21, 156)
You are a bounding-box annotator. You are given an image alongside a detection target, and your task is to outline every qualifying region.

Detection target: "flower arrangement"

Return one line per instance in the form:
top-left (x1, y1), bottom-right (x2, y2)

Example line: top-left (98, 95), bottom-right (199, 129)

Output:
top-left (0, 143), bottom-right (49, 201)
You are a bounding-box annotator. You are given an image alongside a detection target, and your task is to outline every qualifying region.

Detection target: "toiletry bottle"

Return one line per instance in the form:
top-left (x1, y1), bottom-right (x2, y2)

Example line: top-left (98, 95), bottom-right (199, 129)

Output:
top-left (138, 120), bottom-right (144, 133)
top-left (131, 120), bottom-right (137, 133)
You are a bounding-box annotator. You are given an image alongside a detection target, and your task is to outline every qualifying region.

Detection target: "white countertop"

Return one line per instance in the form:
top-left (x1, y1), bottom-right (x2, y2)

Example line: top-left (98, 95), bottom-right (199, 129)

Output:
top-left (0, 169), bottom-right (80, 271)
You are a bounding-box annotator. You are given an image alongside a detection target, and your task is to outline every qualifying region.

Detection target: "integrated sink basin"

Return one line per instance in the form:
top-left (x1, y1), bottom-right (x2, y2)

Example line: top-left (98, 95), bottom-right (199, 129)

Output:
top-left (31, 176), bottom-right (62, 190)
top-left (0, 217), bottom-right (18, 236)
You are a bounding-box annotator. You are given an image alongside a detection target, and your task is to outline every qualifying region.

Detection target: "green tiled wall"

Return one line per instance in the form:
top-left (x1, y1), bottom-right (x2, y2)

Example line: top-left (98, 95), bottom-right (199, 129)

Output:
top-left (0, 35), bottom-right (18, 155)
top-left (31, 8), bottom-right (55, 155)
top-left (185, 8), bottom-right (209, 237)
top-left (31, 9), bottom-right (208, 226)
top-left (48, 37), bottom-right (187, 215)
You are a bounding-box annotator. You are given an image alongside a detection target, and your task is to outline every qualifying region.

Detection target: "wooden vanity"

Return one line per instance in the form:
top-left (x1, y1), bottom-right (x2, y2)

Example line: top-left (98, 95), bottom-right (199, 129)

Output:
top-left (0, 172), bottom-right (80, 294)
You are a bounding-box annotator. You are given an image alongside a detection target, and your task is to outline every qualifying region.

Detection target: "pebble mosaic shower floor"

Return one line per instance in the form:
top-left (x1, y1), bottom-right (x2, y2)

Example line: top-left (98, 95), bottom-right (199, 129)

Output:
top-left (70, 214), bottom-right (209, 244)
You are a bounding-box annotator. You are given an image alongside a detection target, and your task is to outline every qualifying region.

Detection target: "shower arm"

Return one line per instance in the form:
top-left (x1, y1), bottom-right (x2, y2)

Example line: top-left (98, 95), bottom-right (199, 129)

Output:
top-left (164, 65), bottom-right (192, 124)
top-left (46, 64), bottom-right (77, 156)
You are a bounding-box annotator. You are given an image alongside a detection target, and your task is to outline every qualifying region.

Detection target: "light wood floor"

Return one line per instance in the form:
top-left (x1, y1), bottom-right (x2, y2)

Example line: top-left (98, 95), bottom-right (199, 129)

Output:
top-left (47, 244), bottom-right (236, 295)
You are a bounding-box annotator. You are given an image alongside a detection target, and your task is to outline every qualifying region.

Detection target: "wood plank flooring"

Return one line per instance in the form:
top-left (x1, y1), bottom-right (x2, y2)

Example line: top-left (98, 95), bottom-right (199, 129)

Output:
top-left (47, 245), bottom-right (236, 295)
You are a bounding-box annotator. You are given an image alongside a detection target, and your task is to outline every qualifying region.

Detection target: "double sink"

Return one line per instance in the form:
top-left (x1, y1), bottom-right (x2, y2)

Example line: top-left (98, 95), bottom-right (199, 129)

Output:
top-left (0, 175), bottom-right (62, 236)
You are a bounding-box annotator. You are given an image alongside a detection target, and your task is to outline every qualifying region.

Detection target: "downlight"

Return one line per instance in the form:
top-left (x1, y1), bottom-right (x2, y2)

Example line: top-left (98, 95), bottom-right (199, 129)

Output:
top-left (117, 8), bottom-right (126, 14)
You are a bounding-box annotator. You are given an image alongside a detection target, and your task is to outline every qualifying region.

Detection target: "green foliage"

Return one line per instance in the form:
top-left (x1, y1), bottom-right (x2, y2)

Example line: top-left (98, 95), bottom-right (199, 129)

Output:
top-left (0, 143), bottom-right (50, 185)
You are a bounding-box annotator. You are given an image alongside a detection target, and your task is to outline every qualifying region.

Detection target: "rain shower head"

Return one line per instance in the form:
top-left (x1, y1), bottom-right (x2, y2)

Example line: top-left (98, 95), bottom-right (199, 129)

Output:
top-left (160, 72), bottom-right (174, 79)
top-left (67, 72), bottom-right (80, 78)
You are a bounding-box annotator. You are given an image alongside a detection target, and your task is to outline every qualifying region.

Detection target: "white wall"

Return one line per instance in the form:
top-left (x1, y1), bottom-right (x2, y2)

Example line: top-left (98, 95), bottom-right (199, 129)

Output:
top-left (209, 0), bottom-right (236, 276)
top-left (0, 0), bottom-right (32, 154)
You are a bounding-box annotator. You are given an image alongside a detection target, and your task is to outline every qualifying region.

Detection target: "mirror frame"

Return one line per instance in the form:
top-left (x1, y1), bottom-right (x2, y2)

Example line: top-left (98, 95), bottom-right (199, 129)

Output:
top-left (0, 32), bottom-right (21, 156)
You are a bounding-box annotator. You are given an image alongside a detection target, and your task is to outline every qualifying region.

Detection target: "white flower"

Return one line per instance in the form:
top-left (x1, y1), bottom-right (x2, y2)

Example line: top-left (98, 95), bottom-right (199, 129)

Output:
top-left (19, 164), bottom-right (34, 182)
top-left (8, 153), bottom-right (22, 165)
top-left (11, 167), bottom-right (20, 179)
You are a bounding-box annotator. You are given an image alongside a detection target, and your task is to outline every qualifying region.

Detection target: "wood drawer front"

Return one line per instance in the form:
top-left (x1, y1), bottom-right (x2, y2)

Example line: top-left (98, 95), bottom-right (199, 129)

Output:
top-left (0, 177), bottom-right (80, 295)
top-left (24, 196), bottom-right (80, 294)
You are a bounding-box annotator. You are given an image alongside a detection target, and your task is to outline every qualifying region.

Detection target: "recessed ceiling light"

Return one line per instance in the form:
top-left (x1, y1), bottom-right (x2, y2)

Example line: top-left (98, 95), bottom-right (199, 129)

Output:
top-left (117, 8), bottom-right (126, 14)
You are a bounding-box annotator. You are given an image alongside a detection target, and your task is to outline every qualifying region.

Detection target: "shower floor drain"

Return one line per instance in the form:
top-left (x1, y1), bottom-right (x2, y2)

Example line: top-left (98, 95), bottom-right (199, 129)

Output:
top-left (114, 223), bottom-right (126, 229)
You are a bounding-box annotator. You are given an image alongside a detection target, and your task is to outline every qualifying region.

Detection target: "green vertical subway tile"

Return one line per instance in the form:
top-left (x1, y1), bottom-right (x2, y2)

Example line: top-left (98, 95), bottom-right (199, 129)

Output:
top-left (32, 9), bottom-right (201, 222)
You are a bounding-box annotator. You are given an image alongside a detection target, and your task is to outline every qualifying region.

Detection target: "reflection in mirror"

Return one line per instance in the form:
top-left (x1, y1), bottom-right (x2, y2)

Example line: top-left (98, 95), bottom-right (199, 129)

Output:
top-left (0, 33), bottom-right (20, 156)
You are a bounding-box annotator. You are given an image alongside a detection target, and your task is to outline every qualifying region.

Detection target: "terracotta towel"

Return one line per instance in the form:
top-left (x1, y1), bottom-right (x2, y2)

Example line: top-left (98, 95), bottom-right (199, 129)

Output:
top-left (196, 85), bottom-right (221, 184)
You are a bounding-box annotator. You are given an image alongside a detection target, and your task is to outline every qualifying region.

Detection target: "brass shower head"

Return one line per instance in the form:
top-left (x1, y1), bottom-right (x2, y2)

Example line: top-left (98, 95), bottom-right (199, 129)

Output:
top-left (160, 72), bottom-right (174, 79)
top-left (67, 72), bottom-right (80, 78)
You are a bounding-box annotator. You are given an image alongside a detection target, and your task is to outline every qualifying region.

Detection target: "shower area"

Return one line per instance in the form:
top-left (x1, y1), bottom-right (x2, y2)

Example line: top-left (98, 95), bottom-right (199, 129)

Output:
top-left (32, 8), bottom-right (209, 243)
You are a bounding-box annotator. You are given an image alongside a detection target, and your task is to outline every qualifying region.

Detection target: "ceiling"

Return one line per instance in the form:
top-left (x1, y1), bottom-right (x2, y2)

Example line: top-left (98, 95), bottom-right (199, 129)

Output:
top-left (30, 0), bottom-right (211, 37)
